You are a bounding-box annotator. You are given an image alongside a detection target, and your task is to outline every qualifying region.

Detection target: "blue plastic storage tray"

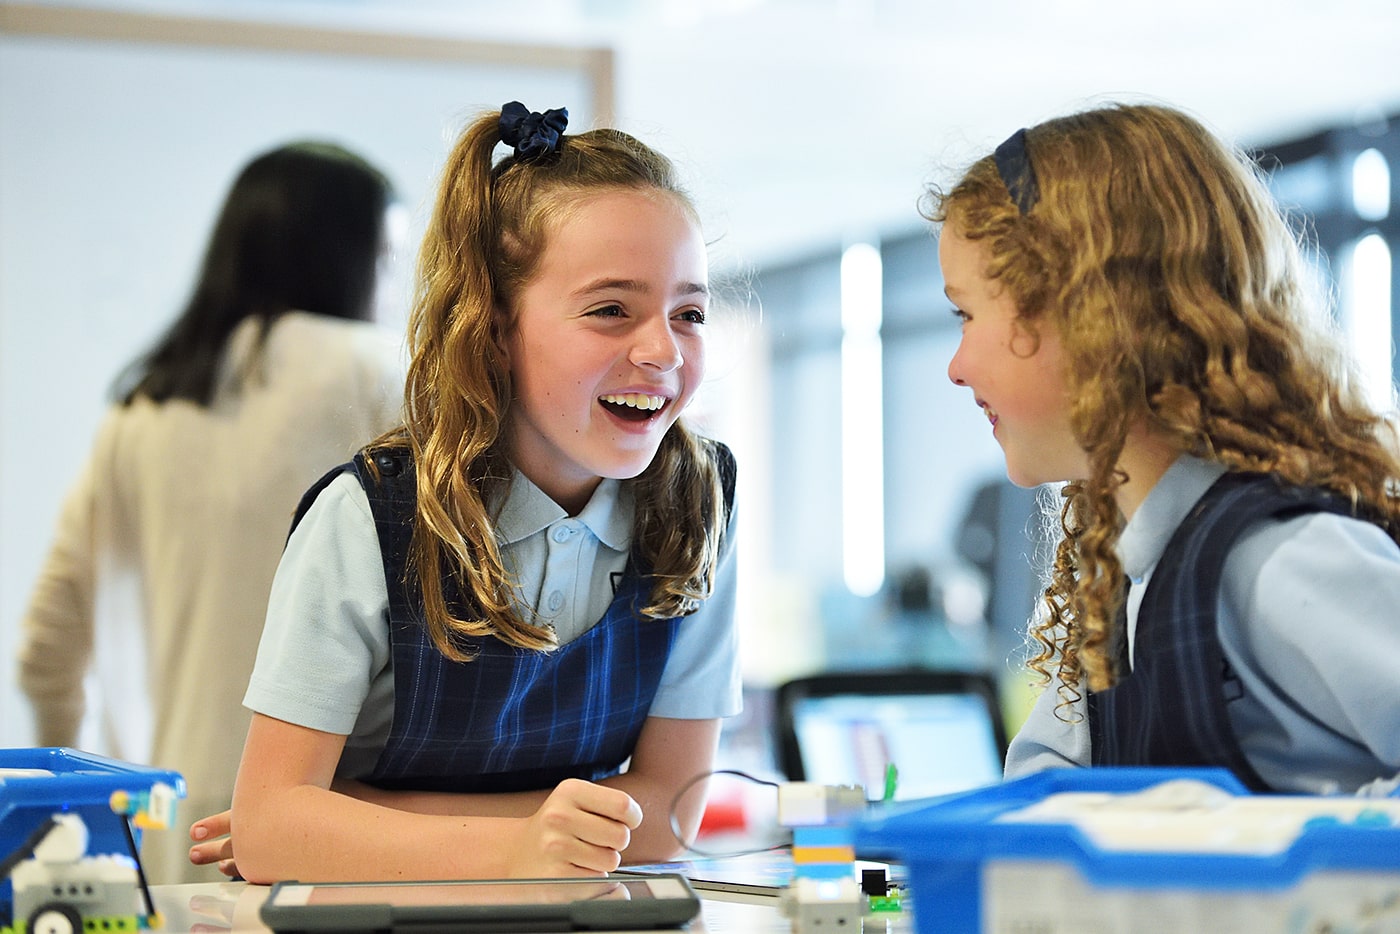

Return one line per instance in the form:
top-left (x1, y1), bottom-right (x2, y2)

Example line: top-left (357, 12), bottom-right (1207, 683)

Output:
top-left (855, 767), bottom-right (1400, 934)
top-left (1, 747), bottom-right (185, 915)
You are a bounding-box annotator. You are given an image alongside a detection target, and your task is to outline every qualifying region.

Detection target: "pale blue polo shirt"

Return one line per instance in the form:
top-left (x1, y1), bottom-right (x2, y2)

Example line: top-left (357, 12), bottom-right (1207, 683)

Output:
top-left (244, 468), bottom-right (742, 780)
top-left (1005, 455), bottom-right (1400, 795)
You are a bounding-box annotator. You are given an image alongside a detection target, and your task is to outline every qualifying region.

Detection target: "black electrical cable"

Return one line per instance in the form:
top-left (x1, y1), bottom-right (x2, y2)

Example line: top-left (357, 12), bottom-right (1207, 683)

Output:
top-left (666, 768), bottom-right (792, 859)
top-left (120, 815), bottom-right (158, 922)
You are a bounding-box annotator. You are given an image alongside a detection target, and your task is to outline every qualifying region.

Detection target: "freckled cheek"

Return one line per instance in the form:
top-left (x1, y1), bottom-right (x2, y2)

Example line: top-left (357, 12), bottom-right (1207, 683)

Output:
top-left (1021, 393), bottom-right (1065, 428)
top-left (683, 340), bottom-right (708, 383)
top-left (1023, 362), bottom-right (1074, 428)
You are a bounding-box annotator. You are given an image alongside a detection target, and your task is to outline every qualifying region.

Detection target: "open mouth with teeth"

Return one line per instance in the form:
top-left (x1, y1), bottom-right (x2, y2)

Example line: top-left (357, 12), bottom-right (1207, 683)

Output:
top-left (599, 392), bottom-right (669, 422)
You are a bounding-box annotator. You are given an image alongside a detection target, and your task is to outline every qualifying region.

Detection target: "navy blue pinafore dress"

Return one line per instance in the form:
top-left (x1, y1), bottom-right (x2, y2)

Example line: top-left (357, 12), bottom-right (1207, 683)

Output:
top-left (291, 447), bottom-right (723, 794)
top-left (1087, 472), bottom-right (1358, 791)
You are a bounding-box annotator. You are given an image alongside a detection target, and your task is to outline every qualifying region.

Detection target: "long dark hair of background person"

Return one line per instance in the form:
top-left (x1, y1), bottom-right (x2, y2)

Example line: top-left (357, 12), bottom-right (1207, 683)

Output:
top-left (113, 142), bottom-right (394, 406)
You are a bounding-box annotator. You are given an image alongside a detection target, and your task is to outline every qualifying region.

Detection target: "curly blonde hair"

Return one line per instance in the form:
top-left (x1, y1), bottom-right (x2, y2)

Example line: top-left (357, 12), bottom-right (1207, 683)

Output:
top-left (929, 103), bottom-right (1400, 701)
top-left (372, 109), bottom-right (729, 661)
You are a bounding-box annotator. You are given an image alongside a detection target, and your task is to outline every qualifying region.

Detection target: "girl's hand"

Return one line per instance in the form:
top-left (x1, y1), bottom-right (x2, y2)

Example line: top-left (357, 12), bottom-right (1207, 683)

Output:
top-left (513, 778), bottom-right (643, 876)
top-left (188, 809), bottom-right (242, 880)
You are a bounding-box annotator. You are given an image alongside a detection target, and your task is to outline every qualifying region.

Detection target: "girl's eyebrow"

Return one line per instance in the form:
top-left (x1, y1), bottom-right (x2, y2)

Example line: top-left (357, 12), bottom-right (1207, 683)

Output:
top-left (574, 278), bottom-right (710, 298)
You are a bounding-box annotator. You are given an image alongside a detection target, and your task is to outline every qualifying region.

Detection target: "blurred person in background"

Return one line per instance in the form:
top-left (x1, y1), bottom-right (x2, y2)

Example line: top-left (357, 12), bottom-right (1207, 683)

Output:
top-left (16, 140), bottom-right (408, 882)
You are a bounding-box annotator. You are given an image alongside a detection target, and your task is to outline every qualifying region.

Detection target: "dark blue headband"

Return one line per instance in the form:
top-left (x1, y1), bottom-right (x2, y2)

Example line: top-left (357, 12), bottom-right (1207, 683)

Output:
top-left (994, 128), bottom-right (1040, 215)
top-left (499, 101), bottom-right (569, 161)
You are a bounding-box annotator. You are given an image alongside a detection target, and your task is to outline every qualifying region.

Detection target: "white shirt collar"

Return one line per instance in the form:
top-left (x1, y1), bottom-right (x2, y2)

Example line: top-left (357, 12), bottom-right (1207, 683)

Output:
top-left (1117, 454), bottom-right (1227, 583)
top-left (491, 469), bottom-right (635, 552)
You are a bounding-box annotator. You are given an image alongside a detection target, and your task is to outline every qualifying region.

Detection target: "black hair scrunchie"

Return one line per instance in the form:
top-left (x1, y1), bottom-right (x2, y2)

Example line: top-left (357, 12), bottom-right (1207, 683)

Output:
top-left (499, 101), bottom-right (569, 161)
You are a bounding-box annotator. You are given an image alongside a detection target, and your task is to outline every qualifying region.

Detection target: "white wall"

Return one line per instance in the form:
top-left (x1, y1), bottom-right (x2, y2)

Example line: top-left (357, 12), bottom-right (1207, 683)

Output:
top-left (0, 14), bottom-right (604, 745)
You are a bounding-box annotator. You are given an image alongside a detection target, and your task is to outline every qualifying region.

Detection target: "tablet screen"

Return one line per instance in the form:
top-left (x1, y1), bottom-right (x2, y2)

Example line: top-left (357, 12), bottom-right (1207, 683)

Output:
top-left (273, 877), bottom-right (676, 907)
top-left (792, 691), bottom-right (1004, 799)
top-left (262, 875), bottom-right (700, 932)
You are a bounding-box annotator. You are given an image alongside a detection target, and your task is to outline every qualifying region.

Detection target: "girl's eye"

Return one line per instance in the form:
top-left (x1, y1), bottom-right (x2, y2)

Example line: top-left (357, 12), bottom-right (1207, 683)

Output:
top-left (588, 304), bottom-right (625, 318)
top-left (676, 308), bottom-right (707, 325)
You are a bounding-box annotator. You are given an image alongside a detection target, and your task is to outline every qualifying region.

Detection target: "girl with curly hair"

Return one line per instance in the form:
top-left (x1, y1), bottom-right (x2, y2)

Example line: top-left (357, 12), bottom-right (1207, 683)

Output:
top-left (939, 102), bottom-right (1400, 795)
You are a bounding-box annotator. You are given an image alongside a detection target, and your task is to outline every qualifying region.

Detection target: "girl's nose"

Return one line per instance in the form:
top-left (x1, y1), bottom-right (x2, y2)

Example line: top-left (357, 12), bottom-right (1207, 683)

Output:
top-left (948, 345), bottom-right (967, 386)
top-left (631, 319), bottom-right (683, 371)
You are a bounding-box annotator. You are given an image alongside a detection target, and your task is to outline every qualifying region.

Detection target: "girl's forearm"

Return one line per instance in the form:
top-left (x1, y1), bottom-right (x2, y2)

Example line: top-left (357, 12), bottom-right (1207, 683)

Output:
top-left (332, 778), bottom-right (550, 817)
top-left (233, 784), bottom-right (522, 883)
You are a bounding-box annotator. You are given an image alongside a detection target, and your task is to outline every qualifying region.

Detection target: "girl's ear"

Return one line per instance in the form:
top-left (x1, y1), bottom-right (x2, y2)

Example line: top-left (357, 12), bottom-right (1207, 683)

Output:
top-left (492, 305), bottom-right (513, 368)
top-left (1008, 316), bottom-right (1044, 359)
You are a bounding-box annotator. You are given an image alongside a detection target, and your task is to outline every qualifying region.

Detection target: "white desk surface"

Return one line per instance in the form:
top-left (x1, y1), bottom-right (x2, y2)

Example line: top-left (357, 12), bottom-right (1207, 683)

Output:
top-left (149, 880), bottom-right (914, 933)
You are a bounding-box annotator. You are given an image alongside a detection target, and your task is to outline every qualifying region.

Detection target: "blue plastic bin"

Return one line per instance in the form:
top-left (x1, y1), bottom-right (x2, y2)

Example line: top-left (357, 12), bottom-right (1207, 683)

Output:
top-left (855, 767), bottom-right (1400, 934)
top-left (1, 747), bottom-right (186, 920)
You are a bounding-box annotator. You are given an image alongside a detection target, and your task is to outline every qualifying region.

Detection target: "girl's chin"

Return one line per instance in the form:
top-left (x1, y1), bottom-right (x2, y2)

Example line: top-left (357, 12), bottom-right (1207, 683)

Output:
top-left (594, 450), bottom-right (665, 481)
top-left (1005, 463), bottom-right (1072, 489)
top-left (1003, 457), bottom-right (1048, 489)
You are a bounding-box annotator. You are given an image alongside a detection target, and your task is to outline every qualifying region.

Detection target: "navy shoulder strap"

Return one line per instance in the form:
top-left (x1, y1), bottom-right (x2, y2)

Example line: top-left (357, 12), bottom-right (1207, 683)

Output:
top-left (288, 461), bottom-right (354, 542)
top-left (287, 449), bottom-right (413, 538)
top-left (714, 439), bottom-right (737, 528)
top-left (1088, 471), bottom-right (1358, 791)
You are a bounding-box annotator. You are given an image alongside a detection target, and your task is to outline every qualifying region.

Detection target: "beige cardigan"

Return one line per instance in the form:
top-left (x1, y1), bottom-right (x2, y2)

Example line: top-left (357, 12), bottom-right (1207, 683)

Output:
top-left (17, 311), bottom-right (405, 883)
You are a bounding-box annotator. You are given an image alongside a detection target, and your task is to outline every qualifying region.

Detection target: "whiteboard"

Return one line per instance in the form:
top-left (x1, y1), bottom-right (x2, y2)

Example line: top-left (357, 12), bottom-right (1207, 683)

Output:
top-left (0, 4), bottom-right (611, 745)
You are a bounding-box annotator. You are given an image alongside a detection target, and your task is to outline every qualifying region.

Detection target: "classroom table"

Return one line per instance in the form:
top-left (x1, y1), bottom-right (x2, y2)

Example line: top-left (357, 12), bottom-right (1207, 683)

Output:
top-left (147, 880), bottom-right (915, 932)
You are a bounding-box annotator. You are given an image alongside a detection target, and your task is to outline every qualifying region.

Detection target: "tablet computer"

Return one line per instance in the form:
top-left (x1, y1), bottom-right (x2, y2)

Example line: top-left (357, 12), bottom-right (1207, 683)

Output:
top-left (259, 873), bottom-right (701, 932)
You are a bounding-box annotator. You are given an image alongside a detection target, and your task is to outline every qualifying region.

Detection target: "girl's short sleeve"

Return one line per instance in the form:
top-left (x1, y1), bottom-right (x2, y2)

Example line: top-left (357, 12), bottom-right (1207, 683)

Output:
top-left (647, 501), bottom-right (743, 719)
top-left (242, 472), bottom-right (391, 734)
top-left (1222, 510), bottom-right (1400, 792)
top-left (1003, 675), bottom-right (1090, 777)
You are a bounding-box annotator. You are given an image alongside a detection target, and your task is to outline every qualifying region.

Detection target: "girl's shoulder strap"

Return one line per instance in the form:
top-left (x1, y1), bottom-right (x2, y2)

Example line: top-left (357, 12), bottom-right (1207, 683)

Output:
top-left (352, 446), bottom-right (415, 489)
top-left (1145, 470), bottom-right (1356, 610)
top-left (286, 445), bottom-right (417, 544)
top-left (1186, 471), bottom-right (1354, 536)
top-left (711, 439), bottom-right (738, 527)
top-left (287, 460), bottom-right (356, 543)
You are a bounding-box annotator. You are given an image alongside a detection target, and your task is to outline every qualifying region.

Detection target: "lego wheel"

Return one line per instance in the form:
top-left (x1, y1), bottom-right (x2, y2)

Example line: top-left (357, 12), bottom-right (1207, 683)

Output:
top-left (27, 903), bottom-right (83, 934)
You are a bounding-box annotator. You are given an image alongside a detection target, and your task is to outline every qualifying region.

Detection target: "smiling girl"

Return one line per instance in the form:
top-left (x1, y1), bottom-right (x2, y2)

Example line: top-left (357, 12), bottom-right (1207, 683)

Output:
top-left (939, 104), bottom-right (1400, 796)
top-left (188, 102), bottom-right (739, 882)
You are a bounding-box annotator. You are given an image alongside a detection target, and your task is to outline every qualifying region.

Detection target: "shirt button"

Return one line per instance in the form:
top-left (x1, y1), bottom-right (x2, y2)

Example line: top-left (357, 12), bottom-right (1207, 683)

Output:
top-left (548, 590), bottom-right (564, 611)
top-left (552, 526), bottom-right (571, 543)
